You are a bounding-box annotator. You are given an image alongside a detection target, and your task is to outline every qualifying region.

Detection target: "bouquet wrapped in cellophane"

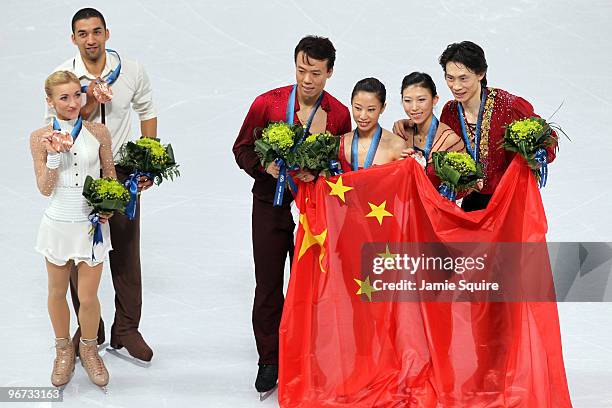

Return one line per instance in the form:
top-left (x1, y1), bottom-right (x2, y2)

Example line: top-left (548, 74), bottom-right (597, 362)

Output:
top-left (432, 151), bottom-right (483, 201)
top-left (288, 131), bottom-right (341, 178)
top-left (82, 176), bottom-right (130, 258)
top-left (254, 122), bottom-right (341, 206)
top-left (116, 137), bottom-right (180, 219)
top-left (502, 117), bottom-right (564, 188)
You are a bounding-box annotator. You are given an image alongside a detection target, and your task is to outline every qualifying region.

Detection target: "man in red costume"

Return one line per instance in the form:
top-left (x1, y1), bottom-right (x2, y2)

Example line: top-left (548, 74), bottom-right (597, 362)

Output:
top-left (437, 40), bottom-right (560, 394)
top-left (233, 35), bottom-right (351, 394)
top-left (437, 40), bottom-right (557, 211)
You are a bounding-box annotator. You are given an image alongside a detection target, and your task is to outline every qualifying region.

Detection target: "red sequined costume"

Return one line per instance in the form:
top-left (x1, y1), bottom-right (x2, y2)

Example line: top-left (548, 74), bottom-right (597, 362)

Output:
top-left (438, 87), bottom-right (557, 195)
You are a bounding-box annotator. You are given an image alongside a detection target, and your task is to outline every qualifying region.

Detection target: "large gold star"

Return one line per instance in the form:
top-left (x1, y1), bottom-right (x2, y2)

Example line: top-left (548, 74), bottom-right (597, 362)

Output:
top-left (325, 176), bottom-right (354, 203)
top-left (354, 276), bottom-right (378, 302)
top-left (298, 214), bottom-right (328, 271)
top-left (366, 200), bottom-right (393, 225)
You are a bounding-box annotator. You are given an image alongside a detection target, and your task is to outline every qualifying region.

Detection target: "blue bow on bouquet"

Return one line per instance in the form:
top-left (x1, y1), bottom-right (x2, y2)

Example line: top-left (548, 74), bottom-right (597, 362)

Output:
top-left (534, 148), bottom-right (548, 189)
top-left (438, 184), bottom-right (457, 201)
top-left (88, 213), bottom-right (104, 260)
top-left (124, 171), bottom-right (153, 220)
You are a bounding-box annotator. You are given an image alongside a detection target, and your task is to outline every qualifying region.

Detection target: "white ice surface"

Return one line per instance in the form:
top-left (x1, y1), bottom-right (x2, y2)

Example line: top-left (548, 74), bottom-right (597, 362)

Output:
top-left (1, 0), bottom-right (612, 407)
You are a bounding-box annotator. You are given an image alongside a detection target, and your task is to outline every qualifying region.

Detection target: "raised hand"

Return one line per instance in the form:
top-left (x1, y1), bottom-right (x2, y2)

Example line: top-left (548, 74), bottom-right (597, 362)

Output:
top-left (392, 119), bottom-right (414, 140)
top-left (295, 169), bottom-right (316, 183)
top-left (137, 175), bottom-right (154, 192)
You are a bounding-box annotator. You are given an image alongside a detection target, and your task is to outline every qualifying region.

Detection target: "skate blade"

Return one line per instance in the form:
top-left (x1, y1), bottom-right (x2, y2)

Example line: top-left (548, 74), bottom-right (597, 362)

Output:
top-left (100, 385), bottom-right (108, 394)
top-left (105, 347), bottom-right (152, 368)
top-left (54, 384), bottom-right (67, 392)
top-left (259, 384), bottom-right (278, 402)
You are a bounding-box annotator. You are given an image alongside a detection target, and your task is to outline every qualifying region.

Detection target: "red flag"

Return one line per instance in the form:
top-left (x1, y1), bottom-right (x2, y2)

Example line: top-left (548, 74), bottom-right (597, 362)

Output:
top-left (279, 157), bottom-right (572, 407)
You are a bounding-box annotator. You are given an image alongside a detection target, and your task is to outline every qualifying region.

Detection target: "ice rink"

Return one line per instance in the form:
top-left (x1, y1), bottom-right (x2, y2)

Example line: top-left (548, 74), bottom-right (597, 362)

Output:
top-left (1, 0), bottom-right (612, 406)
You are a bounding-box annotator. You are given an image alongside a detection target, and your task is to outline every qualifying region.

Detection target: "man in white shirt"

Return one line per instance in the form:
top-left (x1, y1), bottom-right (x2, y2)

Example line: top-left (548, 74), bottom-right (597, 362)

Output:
top-left (46, 7), bottom-right (157, 362)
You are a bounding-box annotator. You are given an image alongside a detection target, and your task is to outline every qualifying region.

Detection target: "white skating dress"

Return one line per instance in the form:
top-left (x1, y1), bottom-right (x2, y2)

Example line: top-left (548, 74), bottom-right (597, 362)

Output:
top-left (30, 119), bottom-right (116, 266)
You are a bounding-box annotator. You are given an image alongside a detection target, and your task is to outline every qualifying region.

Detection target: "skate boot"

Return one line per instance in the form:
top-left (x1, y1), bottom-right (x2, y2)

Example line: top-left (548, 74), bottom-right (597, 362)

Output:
top-left (51, 338), bottom-right (75, 388)
top-left (110, 326), bottom-right (153, 362)
top-left (79, 337), bottom-right (109, 391)
top-left (255, 364), bottom-right (278, 400)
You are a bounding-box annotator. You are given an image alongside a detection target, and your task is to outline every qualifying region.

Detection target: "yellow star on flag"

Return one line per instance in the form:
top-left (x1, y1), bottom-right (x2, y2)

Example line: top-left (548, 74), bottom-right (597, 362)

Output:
top-left (298, 214), bottom-right (328, 272)
top-left (366, 200), bottom-right (393, 225)
top-left (377, 244), bottom-right (397, 269)
top-left (325, 176), bottom-right (353, 203)
top-left (354, 276), bottom-right (378, 302)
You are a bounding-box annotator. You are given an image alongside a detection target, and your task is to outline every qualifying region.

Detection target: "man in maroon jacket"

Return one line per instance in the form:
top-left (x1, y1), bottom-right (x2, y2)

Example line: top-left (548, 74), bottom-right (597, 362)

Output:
top-left (437, 40), bottom-right (556, 211)
top-left (233, 35), bottom-right (351, 394)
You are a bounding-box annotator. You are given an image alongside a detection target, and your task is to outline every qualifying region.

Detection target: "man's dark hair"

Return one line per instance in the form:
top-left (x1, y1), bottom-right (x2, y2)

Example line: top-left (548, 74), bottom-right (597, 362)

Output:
top-left (71, 8), bottom-right (106, 33)
top-left (351, 77), bottom-right (386, 105)
top-left (439, 41), bottom-right (488, 87)
top-left (294, 36), bottom-right (336, 71)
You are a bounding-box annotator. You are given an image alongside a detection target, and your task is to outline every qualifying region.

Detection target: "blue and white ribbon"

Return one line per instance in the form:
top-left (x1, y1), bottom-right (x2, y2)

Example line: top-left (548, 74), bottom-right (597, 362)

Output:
top-left (351, 124), bottom-right (382, 171)
top-left (273, 84), bottom-right (323, 206)
top-left (88, 213), bottom-right (103, 261)
top-left (534, 148), bottom-right (548, 188)
top-left (457, 89), bottom-right (487, 162)
top-left (124, 171), bottom-right (153, 220)
top-left (420, 115), bottom-right (439, 161)
top-left (52, 116), bottom-right (82, 141)
top-left (81, 49), bottom-right (122, 93)
top-left (328, 159), bottom-right (342, 176)
top-left (438, 183), bottom-right (457, 201)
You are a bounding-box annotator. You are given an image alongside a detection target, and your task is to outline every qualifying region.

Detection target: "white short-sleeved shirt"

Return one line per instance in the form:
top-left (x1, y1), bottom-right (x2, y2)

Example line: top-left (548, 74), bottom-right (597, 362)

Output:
top-left (46, 50), bottom-right (157, 159)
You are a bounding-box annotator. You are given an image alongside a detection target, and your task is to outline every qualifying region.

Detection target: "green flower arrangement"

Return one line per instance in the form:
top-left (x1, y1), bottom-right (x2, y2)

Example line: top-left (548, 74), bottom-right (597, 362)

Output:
top-left (116, 137), bottom-right (180, 185)
top-left (432, 151), bottom-right (484, 200)
top-left (135, 138), bottom-right (168, 166)
top-left (254, 122), bottom-right (303, 168)
top-left (502, 116), bottom-right (565, 185)
top-left (286, 131), bottom-right (340, 177)
top-left (82, 176), bottom-right (130, 215)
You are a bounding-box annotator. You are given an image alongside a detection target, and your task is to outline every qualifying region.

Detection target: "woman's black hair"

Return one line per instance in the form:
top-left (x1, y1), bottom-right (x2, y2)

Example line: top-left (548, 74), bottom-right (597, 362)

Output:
top-left (439, 41), bottom-right (488, 87)
top-left (351, 77), bottom-right (386, 105)
top-left (400, 72), bottom-right (437, 97)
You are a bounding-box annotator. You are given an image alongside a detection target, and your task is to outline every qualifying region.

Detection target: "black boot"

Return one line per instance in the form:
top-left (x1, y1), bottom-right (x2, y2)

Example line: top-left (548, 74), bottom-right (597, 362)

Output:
top-left (255, 364), bottom-right (278, 393)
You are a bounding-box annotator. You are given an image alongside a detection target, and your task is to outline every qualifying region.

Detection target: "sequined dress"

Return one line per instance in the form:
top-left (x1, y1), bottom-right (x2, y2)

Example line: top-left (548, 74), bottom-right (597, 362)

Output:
top-left (30, 119), bottom-right (116, 266)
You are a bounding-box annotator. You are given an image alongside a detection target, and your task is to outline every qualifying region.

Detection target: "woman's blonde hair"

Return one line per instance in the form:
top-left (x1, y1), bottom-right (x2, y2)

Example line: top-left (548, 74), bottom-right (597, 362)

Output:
top-left (44, 70), bottom-right (81, 97)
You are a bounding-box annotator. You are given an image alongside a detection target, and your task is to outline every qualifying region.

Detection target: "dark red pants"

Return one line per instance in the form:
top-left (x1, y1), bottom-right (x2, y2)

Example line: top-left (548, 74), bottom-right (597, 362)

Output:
top-left (251, 196), bottom-right (295, 365)
top-left (70, 168), bottom-right (143, 337)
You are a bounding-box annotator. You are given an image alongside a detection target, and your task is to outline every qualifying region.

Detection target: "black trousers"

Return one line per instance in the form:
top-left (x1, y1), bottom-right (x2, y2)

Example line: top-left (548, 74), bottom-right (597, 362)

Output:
top-left (461, 192), bottom-right (492, 212)
top-left (251, 196), bottom-right (295, 365)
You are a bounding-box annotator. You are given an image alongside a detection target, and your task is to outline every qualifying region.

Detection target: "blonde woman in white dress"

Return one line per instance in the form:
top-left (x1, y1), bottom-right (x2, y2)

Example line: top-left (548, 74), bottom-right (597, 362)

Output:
top-left (30, 70), bottom-right (114, 390)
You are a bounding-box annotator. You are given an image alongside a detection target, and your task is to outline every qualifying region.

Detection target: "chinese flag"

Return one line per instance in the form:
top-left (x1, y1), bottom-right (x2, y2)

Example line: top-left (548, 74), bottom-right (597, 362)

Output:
top-left (279, 157), bottom-right (572, 407)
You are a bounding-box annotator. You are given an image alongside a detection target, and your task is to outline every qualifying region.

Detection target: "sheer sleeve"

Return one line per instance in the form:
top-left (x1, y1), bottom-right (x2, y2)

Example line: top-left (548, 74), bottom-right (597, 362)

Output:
top-left (30, 125), bottom-right (59, 196)
top-left (430, 123), bottom-right (466, 158)
top-left (425, 124), bottom-right (467, 192)
top-left (84, 122), bottom-right (117, 179)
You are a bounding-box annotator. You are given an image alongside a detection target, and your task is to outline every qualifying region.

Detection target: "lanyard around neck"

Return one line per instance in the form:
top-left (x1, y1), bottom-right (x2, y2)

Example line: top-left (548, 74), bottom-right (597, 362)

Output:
top-left (78, 49), bottom-right (122, 92)
top-left (351, 124), bottom-right (382, 171)
top-left (52, 116), bottom-right (83, 141)
top-left (457, 89), bottom-right (487, 162)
